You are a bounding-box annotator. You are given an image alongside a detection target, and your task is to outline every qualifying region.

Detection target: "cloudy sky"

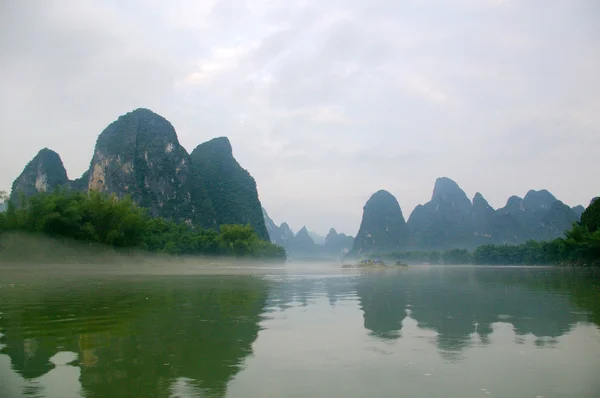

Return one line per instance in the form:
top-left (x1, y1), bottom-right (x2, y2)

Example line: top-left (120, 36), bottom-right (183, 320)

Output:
top-left (1, 0), bottom-right (599, 236)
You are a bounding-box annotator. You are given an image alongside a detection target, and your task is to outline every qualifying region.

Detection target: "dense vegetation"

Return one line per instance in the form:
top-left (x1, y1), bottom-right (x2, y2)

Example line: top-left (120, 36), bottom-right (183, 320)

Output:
top-left (473, 198), bottom-right (599, 266)
top-left (0, 190), bottom-right (286, 260)
top-left (190, 137), bottom-right (269, 241)
top-left (367, 198), bottom-right (600, 266)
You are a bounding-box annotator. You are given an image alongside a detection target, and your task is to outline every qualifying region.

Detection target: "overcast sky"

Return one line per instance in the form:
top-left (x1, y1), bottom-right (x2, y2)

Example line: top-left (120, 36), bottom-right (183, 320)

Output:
top-left (1, 0), bottom-right (599, 236)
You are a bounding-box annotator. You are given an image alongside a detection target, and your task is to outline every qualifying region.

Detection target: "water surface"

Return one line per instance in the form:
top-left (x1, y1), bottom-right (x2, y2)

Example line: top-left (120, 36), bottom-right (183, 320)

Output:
top-left (1, 265), bottom-right (599, 397)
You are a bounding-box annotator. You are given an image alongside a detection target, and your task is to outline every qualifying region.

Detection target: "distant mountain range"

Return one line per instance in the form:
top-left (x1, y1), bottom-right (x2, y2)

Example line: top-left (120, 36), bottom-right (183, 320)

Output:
top-left (8, 108), bottom-right (592, 259)
top-left (262, 208), bottom-right (353, 259)
top-left (353, 177), bottom-right (587, 254)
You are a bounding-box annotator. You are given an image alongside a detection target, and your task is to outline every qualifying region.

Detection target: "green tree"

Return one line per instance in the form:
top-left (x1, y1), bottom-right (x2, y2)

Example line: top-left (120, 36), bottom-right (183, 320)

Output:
top-left (581, 198), bottom-right (600, 233)
top-left (0, 190), bottom-right (286, 261)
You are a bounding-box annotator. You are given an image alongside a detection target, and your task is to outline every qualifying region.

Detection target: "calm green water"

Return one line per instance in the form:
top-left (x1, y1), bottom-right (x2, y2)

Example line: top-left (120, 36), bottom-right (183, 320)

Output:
top-left (1, 265), bottom-right (600, 398)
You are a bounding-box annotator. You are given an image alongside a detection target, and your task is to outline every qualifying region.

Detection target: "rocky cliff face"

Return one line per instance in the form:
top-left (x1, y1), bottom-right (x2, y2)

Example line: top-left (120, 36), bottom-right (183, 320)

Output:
top-left (10, 148), bottom-right (69, 204)
top-left (407, 177), bottom-right (473, 250)
top-left (262, 207), bottom-right (280, 243)
top-left (572, 205), bottom-right (585, 219)
top-left (10, 108), bottom-right (269, 237)
top-left (523, 189), bottom-right (557, 212)
top-left (290, 226), bottom-right (319, 254)
top-left (324, 228), bottom-right (354, 255)
top-left (85, 108), bottom-right (216, 227)
top-left (471, 192), bottom-right (496, 245)
top-left (493, 190), bottom-right (578, 243)
top-left (278, 222), bottom-right (295, 245)
top-left (191, 137), bottom-right (268, 240)
top-left (353, 190), bottom-right (409, 254)
top-left (308, 230), bottom-right (326, 245)
top-left (540, 200), bottom-right (579, 236)
top-left (493, 195), bottom-right (527, 244)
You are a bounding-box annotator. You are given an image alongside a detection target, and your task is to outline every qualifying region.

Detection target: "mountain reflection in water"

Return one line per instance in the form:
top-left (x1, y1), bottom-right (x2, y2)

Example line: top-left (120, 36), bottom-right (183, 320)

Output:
top-left (1, 266), bottom-right (599, 397)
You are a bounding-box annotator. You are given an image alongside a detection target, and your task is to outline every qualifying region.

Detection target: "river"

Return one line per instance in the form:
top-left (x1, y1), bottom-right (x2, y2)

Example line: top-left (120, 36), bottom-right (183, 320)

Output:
top-left (1, 264), bottom-right (599, 397)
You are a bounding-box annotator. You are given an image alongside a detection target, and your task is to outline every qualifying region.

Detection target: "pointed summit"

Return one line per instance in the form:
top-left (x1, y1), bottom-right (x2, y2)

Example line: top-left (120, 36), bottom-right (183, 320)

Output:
top-left (83, 108), bottom-right (217, 227)
top-left (432, 177), bottom-right (465, 199)
top-left (472, 192), bottom-right (495, 215)
top-left (407, 178), bottom-right (473, 249)
top-left (502, 196), bottom-right (524, 212)
top-left (262, 207), bottom-right (279, 243)
top-left (572, 205), bottom-right (585, 219)
top-left (290, 226), bottom-right (318, 254)
top-left (10, 148), bottom-right (69, 203)
top-left (523, 189), bottom-right (557, 212)
top-left (473, 192), bottom-right (489, 206)
top-left (324, 227), bottom-right (354, 255)
top-left (353, 190), bottom-right (409, 254)
top-left (193, 136), bottom-right (233, 157)
top-left (297, 226), bottom-right (310, 236)
top-left (470, 192), bottom-right (496, 245)
top-left (191, 136), bottom-right (268, 240)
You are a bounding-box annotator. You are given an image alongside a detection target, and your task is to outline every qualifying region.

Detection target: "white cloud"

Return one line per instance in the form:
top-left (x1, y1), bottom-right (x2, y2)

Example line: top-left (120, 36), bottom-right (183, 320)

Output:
top-left (400, 75), bottom-right (450, 104)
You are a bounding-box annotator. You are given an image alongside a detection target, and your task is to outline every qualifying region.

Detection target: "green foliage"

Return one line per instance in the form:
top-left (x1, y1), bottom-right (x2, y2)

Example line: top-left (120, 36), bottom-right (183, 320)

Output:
top-left (471, 221), bottom-right (600, 266)
top-left (190, 137), bottom-right (269, 241)
top-left (442, 248), bottom-right (471, 265)
top-left (375, 250), bottom-right (441, 265)
top-left (581, 198), bottom-right (600, 233)
top-left (0, 190), bottom-right (286, 260)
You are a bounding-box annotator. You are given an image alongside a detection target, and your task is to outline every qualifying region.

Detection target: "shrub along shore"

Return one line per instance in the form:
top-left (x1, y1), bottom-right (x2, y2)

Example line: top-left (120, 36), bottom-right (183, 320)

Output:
top-left (0, 190), bottom-right (286, 261)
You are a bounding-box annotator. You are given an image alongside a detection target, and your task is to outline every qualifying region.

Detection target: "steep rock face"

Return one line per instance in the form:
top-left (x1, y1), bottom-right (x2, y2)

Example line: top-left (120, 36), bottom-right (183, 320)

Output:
top-left (353, 190), bottom-right (409, 254)
top-left (262, 207), bottom-right (280, 244)
top-left (290, 226), bottom-right (319, 255)
top-left (262, 208), bottom-right (297, 249)
top-left (494, 190), bottom-right (576, 243)
top-left (190, 137), bottom-right (268, 240)
top-left (494, 196), bottom-right (526, 244)
top-left (84, 108), bottom-right (216, 227)
top-left (308, 230), bottom-right (326, 245)
top-left (324, 228), bottom-right (354, 255)
top-left (407, 178), bottom-right (473, 250)
top-left (279, 222), bottom-right (295, 241)
top-left (540, 200), bottom-right (579, 236)
top-left (572, 205), bottom-right (585, 219)
top-left (11, 109), bottom-right (273, 238)
top-left (10, 148), bottom-right (69, 203)
top-left (523, 189), bottom-right (557, 212)
top-left (471, 192), bottom-right (496, 245)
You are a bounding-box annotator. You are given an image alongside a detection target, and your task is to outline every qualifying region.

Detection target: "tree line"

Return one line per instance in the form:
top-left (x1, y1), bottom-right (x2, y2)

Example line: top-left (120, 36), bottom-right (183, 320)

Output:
top-left (0, 190), bottom-right (286, 260)
top-left (372, 198), bottom-right (600, 266)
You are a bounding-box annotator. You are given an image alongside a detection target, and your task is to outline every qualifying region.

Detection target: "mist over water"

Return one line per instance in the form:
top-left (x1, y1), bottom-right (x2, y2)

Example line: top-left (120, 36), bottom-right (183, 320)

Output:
top-left (1, 259), bottom-right (600, 397)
